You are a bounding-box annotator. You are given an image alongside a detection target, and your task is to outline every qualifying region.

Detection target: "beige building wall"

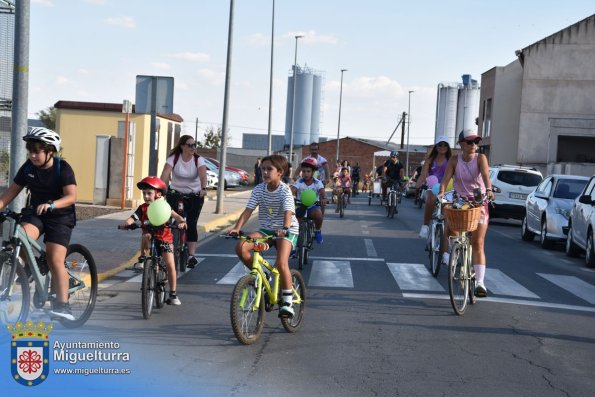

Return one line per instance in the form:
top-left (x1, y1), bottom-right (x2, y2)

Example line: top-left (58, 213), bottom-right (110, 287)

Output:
top-left (56, 107), bottom-right (177, 204)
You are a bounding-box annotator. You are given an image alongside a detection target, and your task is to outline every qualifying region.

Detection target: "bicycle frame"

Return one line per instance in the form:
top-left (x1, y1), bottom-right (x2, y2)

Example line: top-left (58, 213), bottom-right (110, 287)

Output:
top-left (242, 252), bottom-right (281, 311)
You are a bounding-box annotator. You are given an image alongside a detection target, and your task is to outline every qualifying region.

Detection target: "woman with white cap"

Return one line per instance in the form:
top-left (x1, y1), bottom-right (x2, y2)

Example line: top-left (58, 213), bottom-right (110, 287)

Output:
top-left (417, 135), bottom-right (452, 238)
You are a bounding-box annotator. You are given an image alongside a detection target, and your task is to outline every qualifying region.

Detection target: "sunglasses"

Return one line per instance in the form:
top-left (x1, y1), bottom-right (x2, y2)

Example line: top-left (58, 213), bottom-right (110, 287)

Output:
top-left (463, 138), bottom-right (481, 145)
top-left (185, 143), bottom-right (197, 148)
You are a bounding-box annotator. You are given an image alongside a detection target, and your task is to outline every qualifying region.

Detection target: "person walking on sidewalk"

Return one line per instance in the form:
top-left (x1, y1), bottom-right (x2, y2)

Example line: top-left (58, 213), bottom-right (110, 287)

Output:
top-left (254, 157), bottom-right (262, 185)
top-left (160, 135), bottom-right (208, 269)
top-left (0, 128), bottom-right (77, 320)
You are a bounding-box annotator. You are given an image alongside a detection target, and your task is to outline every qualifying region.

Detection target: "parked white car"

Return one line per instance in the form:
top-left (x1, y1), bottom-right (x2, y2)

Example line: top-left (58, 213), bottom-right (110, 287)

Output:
top-left (521, 174), bottom-right (589, 249)
top-left (489, 165), bottom-right (543, 220)
top-left (206, 169), bottom-right (218, 189)
top-left (566, 175), bottom-right (595, 267)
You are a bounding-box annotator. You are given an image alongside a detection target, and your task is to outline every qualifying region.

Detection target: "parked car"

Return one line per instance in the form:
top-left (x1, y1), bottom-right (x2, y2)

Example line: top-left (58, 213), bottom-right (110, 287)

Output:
top-left (206, 169), bottom-right (218, 189)
top-left (566, 175), bottom-right (595, 267)
top-left (489, 164), bottom-right (543, 220)
top-left (206, 157), bottom-right (250, 185)
top-left (521, 174), bottom-right (589, 248)
top-left (203, 158), bottom-right (240, 189)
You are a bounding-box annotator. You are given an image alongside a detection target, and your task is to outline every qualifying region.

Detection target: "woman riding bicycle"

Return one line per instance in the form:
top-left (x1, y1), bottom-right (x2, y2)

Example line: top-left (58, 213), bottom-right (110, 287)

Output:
top-left (159, 135), bottom-right (208, 269)
top-left (0, 127), bottom-right (77, 320)
top-left (417, 135), bottom-right (452, 238)
top-left (438, 129), bottom-right (494, 297)
top-left (291, 158), bottom-right (325, 244)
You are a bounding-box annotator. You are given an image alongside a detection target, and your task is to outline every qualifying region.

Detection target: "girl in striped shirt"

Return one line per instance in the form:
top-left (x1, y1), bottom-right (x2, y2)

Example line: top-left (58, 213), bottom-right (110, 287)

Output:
top-left (229, 154), bottom-right (299, 318)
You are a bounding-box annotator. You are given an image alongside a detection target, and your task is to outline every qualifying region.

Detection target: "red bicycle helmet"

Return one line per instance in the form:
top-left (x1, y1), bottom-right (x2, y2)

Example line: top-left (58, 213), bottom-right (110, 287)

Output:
top-left (301, 157), bottom-right (318, 169)
top-left (137, 176), bottom-right (167, 194)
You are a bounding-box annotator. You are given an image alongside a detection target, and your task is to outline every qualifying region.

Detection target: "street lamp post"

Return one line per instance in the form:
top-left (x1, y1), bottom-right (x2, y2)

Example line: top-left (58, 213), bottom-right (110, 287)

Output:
top-left (336, 69), bottom-right (347, 163)
top-left (266, 0), bottom-right (275, 155)
top-left (406, 90), bottom-right (414, 177)
top-left (289, 34), bottom-right (303, 172)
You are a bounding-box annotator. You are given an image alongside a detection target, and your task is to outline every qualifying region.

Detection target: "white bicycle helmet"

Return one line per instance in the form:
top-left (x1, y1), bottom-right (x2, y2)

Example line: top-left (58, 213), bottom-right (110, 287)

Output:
top-left (23, 127), bottom-right (61, 152)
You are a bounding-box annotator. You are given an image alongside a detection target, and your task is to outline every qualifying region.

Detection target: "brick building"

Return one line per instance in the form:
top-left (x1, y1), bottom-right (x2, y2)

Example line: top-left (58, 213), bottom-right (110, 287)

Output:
top-left (299, 136), bottom-right (429, 177)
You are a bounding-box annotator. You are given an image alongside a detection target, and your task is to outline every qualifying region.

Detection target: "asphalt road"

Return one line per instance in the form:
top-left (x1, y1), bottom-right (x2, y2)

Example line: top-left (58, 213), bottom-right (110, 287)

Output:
top-left (9, 192), bottom-right (595, 396)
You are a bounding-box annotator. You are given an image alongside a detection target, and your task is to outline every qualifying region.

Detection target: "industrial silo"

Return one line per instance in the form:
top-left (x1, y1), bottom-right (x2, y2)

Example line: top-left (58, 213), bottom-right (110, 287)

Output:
top-left (434, 83), bottom-right (459, 147)
top-left (310, 74), bottom-right (322, 144)
top-left (284, 65), bottom-right (324, 147)
top-left (455, 74), bottom-right (480, 136)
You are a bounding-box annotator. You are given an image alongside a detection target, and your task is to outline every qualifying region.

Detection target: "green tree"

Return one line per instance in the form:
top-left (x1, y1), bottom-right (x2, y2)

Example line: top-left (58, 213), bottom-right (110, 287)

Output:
top-left (37, 107), bottom-right (56, 130)
top-left (199, 125), bottom-right (228, 149)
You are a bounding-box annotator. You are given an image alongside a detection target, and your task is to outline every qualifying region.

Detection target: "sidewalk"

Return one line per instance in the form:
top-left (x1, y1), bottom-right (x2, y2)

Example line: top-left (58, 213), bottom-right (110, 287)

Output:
top-left (71, 189), bottom-right (251, 282)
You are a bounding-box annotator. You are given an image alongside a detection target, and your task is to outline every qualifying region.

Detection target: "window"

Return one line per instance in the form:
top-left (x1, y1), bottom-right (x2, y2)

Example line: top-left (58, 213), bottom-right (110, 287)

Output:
top-left (553, 179), bottom-right (588, 200)
top-left (537, 178), bottom-right (553, 196)
top-left (497, 171), bottom-right (542, 187)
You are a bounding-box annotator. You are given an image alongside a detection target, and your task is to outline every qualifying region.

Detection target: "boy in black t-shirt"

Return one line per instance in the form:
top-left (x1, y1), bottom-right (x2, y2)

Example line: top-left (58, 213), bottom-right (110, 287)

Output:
top-left (0, 127), bottom-right (77, 321)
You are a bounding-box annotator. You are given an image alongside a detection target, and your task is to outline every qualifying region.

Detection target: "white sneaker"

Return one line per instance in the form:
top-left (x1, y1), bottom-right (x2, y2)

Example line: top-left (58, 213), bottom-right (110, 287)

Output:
top-left (419, 225), bottom-right (429, 239)
top-left (442, 252), bottom-right (450, 266)
top-left (475, 281), bottom-right (487, 297)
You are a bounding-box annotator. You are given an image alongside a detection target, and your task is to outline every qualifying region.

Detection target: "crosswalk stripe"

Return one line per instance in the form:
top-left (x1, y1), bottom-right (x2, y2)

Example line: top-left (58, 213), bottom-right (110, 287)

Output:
top-left (537, 273), bottom-right (595, 304)
top-left (217, 261), bottom-right (249, 285)
top-left (387, 263), bottom-right (445, 291)
top-left (364, 239), bottom-right (377, 257)
top-left (309, 260), bottom-right (354, 288)
top-left (486, 269), bottom-right (540, 298)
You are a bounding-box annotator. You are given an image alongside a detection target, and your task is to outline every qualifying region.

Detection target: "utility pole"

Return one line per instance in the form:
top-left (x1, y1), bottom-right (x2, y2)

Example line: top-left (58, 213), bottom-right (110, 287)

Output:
top-left (399, 111), bottom-right (406, 149)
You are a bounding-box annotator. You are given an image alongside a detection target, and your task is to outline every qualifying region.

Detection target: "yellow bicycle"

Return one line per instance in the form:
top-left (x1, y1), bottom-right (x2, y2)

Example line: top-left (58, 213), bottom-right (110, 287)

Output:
top-left (224, 232), bottom-right (306, 345)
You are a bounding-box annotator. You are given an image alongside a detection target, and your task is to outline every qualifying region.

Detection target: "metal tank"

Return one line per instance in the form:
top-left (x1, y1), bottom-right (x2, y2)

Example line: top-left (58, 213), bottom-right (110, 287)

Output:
top-left (455, 75), bottom-right (480, 136)
top-left (284, 65), bottom-right (324, 147)
top-left (434, 83), bottom-right (459, 147)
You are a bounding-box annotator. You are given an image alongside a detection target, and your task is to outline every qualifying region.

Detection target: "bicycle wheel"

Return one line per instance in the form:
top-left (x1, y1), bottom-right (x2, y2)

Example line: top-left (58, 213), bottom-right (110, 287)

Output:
top-left (141, 258), bottom-right (156, 319)
top-left (155, 261), bottom-right (166, 309)
top-left (448, 243), bottom-right (469, 315)
top-left (339, 195), bottom-right (345, 218)
top-left (281, 269), bottom-right (306, 333)
top-left (469, 271), bottom-right (477, 305)
top-left (60, 244), bottom-right (97, 328)
top-left (297, 223), bottom-right (307, 270)
top-left (0, 254), bottom-right (30, 325)
top-left (429, 223), bottom-right (443, 277)
top-left (230, 274), bottom-right (265, 345)
top-left (389, 193), bottom-right (396, 218)
top-left (172, 229), bottom-right (184, 273)
top-left (179, 236), bottom-right (189, 273)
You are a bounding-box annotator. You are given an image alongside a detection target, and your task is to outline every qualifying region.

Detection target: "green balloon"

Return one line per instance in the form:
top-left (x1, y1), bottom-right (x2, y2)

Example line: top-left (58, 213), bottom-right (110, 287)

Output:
top-left (147, 198), bottom-right (172, 226)
top-left (300, 189), bottom-right (317, 207)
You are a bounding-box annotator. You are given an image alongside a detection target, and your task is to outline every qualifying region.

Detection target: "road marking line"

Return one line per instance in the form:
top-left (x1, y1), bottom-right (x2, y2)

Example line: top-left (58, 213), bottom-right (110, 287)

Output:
top-left (387, 263), bottom-right (445, 291)
top-left (309, 260), bottom-right (353, 288)
top-left (538, 273), bottom-right (595, 304)
top-left (402, 293), bottom-right (595, 313)
top-left (364, 238), bottom-right (377, 257)
top-left (217, 261), bottom-right (249, 285)
top-left (486, 269), bottom-right (540, 298)
top-left (362, 230), bottom-right (370, 235)
top-left (490, 229), bottom-right (515, 240)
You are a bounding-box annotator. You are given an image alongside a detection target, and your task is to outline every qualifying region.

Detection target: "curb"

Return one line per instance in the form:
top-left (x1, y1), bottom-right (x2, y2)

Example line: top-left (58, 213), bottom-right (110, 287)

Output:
top-left (95, 208), bottom-right (246, 282)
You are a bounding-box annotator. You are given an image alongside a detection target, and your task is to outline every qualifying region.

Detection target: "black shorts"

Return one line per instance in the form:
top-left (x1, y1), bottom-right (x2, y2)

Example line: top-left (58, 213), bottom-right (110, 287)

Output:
top-left (21, 212), bottom-right (75, 248)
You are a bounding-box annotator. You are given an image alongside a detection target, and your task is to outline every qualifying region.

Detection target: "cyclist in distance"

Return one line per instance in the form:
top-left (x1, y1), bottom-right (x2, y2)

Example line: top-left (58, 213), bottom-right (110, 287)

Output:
top-left (229, 154), bottom-right (299, 318)
top-left (417, 136), bottom-right (452, 238)
top-left (291, 158), bottom-right (326, 244)
top-left (159, 135), bottom-right (208, 269)
top-left (0, 127), bottom-right (76, 320)
top-left (351, 162), bottom-right (361, 195)
top-left (119, 177), bottom-right (187, 305)
top-left (293, 142), bottom-right (331, 186)
top-left (437, 129), bottom-right (494, 297)
top-left (382, 151), bottom-right (404, 204)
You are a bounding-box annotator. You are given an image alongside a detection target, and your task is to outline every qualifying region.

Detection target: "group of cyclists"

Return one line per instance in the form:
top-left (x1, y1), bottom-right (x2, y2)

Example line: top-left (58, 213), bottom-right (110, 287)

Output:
top-left (0, 126), bottom-right (495, 326)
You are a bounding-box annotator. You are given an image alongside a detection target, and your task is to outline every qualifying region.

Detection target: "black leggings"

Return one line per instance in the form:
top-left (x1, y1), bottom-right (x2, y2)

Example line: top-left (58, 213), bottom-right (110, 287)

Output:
top-left (166, 193), bottom-right (205, 242)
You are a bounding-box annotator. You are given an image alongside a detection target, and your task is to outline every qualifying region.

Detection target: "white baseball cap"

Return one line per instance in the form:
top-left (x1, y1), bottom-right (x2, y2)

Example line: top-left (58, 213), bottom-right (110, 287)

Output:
top-left (435, 135), bottom-right (449, 145)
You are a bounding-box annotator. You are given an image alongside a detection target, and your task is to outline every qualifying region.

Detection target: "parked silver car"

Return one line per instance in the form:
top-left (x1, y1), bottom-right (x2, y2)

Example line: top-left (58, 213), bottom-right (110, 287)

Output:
top-left (566, 175), bottom-right (595, 267)
top-left (521, 174), bottom-right (589, 249)
top-left (203, 158), bottom-right (240, 189)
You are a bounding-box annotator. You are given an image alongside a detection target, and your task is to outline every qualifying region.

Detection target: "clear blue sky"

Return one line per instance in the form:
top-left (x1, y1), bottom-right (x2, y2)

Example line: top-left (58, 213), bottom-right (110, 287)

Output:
top-left (28, 0), bottom-right (594, 147)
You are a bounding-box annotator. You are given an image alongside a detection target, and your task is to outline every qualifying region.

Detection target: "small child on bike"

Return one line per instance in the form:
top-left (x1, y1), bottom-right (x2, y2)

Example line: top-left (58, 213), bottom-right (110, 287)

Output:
top-left (119, 176), bottom-right (187, 306)
top-left (229, 154), bottom-right (299, 318)
top-left (0, 128), bottom-right (76, 320)
top-left (333, 167), bottom-right (352, 210)
top-left (290, 158), bottom-right (326, 244)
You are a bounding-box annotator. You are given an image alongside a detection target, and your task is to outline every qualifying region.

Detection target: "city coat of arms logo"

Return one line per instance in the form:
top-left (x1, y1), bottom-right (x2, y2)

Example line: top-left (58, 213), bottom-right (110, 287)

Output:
top-left (7, 320), bottom-right (53, 386)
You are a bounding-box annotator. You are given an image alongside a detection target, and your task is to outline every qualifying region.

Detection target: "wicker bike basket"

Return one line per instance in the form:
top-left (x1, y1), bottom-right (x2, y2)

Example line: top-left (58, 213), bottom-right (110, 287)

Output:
top-left (443, 204), bottom-right (482, 233)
